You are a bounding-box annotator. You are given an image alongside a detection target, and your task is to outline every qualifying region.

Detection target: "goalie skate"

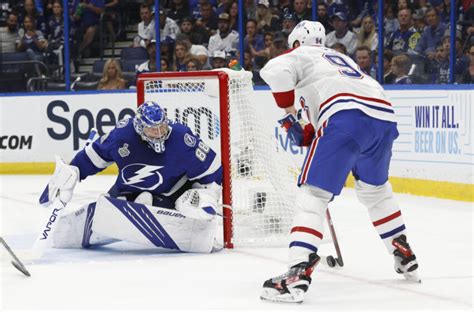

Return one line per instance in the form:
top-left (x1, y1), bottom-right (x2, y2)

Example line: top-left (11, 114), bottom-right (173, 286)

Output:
top-left (260, 253), bottom-right (320, 303)
top-left (392, 234), bottom-right (421, 283)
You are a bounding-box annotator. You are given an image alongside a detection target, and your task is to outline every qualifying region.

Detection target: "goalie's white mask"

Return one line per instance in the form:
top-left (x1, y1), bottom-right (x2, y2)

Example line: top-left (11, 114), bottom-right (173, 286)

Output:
top-left (288, 20), bottom-right (326, 48)
top-left (133, 101), bottom-right (171, 153)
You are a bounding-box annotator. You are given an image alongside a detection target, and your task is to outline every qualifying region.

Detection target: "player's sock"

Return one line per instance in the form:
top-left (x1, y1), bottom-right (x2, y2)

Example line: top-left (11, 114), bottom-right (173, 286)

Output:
top-left (392, 234), bottom-right (421, 282)
top-left (261, 252), bottom-right (320, 303)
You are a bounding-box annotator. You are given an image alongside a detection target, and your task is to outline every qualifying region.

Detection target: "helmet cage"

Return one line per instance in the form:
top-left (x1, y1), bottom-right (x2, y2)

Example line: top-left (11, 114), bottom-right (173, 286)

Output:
top-left (133, 101), bottom-right (171, 153)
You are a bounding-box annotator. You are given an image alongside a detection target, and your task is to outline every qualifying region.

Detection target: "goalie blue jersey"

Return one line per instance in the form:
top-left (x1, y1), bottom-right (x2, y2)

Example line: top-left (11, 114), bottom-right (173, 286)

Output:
top-left (70, 117), bottom-right (222, 200)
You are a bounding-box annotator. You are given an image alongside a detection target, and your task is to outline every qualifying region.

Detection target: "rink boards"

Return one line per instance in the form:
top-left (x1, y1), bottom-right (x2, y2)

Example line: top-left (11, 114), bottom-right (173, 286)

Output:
top-left (0, 87), bottom-right (472, 201)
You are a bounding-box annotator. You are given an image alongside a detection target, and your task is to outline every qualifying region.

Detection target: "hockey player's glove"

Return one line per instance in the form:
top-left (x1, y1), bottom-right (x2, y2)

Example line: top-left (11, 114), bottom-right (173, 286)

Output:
top-left (175, 189), bottom-right (218, 221)
top-left (40, 156), bottom-right (79, 206)
top-left (278, 113), bottom-right (315, 147)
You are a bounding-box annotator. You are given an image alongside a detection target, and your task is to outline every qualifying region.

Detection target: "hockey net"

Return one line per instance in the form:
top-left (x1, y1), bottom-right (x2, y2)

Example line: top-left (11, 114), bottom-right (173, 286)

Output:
top-left (137, 69), bottom-right (302, 248)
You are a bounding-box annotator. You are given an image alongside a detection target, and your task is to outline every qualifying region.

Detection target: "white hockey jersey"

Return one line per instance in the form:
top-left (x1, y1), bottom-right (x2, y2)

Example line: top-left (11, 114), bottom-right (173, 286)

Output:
top-left (260, 46), bottom-right (396, 129)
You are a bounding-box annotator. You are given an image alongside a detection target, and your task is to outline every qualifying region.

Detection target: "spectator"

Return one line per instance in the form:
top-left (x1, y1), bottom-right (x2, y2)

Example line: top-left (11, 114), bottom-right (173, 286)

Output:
top-left (172, 41), bottom-right (191, 71)
top-left (176, 34), bottom-right (209, 69)
top-left (427, 42), bottom-right (449, 83)
top-left (244, 0), bottom-right (257, 21)
top-left (133, 4), bottom-right (154, 48)
top-left (330, 42), bottom-right (348, 55)
top-left (356, 15), bottom-right (378, 51)
top-left (103, 0), bottom-right (121, 39)
top-left (274, 0), bottom-right (292, 18)
top-left (226, 0), bottom-right (239, 31)
top-left (349, 0), bottom-right (374, 29)
top-left (383, 49), bottom-right (396, 84)
top-left (245, 19), bottom-right (265, 57)
top-left (98, 58), bottom-right (126, 90)
top-left (16, 15), bottom-right (48, 64)
top-left (255, 0), bottom-right (280, 33)
top-left (412, 9), bottom-right (426, 34)
top-left (207, 13), bottom-right (239, 55)
top-left (459, 43), bottom-right (474, 83)
top-left (179, 16), bottom-right (209, 46)
top-left (391, 54), bottom-right (412, 84)
top-left (415, 8), bottom-right (448, 60)
top-left (167, 0), bottom-right (191, 24)
top-left (386, 8), bottom-right (420, 56)
top-left (281, 10), bottom-right (298, 36)
top-left (195, 1), bottom-right (218, 36)
top-left (20, 0), bottom-right (47, 34)
top-left (355, 46), bottom-right (376, 78)
top-left (159, 8), bottom-right (181, 44)
top-left (326, 11), bottom-right (357, 56)
top-left (384, 3), bottom-right (400, 38)
top-left (211, 50), bottom-right (227, 68)
top-left (441, 34), bottom-right (469, 76)
top-left (136, 40), bottom-right (157, 74)
top-left (293, 0), bottom-right (311, 22)
top-left (0, 13), bottom-right (19, 53)
top-left (269, 31), bottom-right (288, 58)
top-left (72, 0), bottom-right (105, 58)
top-left (46, 0), bottom-right (64, 51)
top-left (242, 50), bottom-right (265, 85)
top-left (431, 0), bottom-right (449, 24)
top-left (215, 0), bottom-right (229, 16)
top-left (44, 0), bottom-right (56, 17)
top-left (185, 56), bottom-right (203, 71)
top-left (317, 2), bottom-right (334, 33)
top-left (160, 57), bottom-right (170, 71)
top-left (251, 31), bottom-right (274, 66)
top-left (45, 0), bottom-right (64, 67)
top-left (397, 0), bottom-right (410, 11)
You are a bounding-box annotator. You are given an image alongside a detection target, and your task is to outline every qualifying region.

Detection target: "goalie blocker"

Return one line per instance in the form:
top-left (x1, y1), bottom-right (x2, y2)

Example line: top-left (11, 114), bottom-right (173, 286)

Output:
top-left (52, 194), bottom-right (219, 253)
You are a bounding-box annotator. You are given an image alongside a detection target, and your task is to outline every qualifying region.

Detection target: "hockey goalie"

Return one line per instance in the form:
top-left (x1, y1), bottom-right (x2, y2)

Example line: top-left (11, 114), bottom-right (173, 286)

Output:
top-left (38, 101), bottom-right (222, 253)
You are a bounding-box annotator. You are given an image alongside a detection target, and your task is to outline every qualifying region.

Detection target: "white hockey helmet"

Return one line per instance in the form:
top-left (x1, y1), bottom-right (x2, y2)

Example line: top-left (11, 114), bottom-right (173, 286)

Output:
top-left (288, 20), bottom-right (326, 48)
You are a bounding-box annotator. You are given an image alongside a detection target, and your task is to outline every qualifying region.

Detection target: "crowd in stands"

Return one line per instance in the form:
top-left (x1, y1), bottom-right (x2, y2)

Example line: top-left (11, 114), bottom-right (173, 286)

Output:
top-left (0, 0), bottom-right (473, 92)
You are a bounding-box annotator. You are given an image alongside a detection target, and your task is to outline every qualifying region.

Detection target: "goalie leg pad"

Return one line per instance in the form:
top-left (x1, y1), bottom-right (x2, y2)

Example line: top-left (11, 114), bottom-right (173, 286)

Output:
top-left (52, 203), bottom-right (116, 248)
top-left (355, 180), bottom-right (407, 253)
top-left (92, 195), bottom-right (218, 253)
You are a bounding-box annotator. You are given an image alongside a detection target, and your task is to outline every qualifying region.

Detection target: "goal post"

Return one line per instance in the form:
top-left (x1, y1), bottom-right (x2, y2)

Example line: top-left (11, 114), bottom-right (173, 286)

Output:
top-left (136, 69), bottom-right (301, 248)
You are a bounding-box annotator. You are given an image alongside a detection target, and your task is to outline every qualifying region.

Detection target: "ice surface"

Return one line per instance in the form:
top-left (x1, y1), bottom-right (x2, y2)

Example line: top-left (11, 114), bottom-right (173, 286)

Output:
top-left (1, 175), bottom-right (472, 310)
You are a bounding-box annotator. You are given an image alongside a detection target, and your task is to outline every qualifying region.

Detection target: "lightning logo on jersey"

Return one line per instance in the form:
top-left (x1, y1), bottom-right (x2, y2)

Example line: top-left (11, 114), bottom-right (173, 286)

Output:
top-left (121, 164), bottom-right (164, 191)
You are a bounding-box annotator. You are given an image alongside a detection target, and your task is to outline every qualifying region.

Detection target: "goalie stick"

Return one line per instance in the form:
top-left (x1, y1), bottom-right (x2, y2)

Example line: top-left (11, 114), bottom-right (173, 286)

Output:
top-left (0, 237), bottom-right (31, 277)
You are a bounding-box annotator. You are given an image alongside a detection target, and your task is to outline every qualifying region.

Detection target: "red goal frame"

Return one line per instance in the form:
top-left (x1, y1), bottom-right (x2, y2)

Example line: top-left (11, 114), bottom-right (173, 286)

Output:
top-left (136, 71), bottom-right (234, 248)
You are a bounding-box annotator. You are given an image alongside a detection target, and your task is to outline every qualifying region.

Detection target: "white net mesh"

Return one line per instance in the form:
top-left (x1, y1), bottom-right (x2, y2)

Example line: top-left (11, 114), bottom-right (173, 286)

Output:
top-left (141, 69), bottom-right (301, 246)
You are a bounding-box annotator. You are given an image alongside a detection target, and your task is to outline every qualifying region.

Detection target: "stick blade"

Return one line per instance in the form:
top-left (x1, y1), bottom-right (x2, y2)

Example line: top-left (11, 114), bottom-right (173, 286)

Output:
top-left (11, 260), bottom-right (31, 277)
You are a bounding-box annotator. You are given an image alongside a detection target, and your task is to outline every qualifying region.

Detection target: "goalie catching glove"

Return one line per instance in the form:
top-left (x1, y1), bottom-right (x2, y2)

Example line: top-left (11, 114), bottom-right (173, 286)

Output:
top-left (278, 113), bottom-right (315, 147)
top-left (175, 186), bottom-right (220, 221)
top-left (39, 155), bottom-right (79, 206)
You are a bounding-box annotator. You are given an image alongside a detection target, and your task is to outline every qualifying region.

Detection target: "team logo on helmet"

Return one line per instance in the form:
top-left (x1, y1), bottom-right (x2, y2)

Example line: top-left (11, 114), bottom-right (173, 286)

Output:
top-left (121, 163), bottom-right (164, 191)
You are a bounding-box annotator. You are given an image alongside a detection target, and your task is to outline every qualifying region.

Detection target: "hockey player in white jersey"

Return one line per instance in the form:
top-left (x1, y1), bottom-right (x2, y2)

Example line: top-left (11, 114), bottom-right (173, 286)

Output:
top-left (38, 101), bottom-right (223, 254)
top-left (259, 21), bottom-right (420, 303)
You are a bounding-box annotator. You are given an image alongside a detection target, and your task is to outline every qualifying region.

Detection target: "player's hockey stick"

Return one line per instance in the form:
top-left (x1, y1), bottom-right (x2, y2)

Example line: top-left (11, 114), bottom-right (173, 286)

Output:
top-left (0, 237), bottom-right (31, 277)
top-left (325, 209), bottom-right (344, 267)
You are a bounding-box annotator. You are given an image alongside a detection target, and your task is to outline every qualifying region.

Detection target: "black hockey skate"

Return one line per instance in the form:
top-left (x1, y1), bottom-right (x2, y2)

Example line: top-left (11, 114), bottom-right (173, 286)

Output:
top-left (260, 253), bottom-right (320, 303)
top-left (392, 234), bottom-right (421, 283)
